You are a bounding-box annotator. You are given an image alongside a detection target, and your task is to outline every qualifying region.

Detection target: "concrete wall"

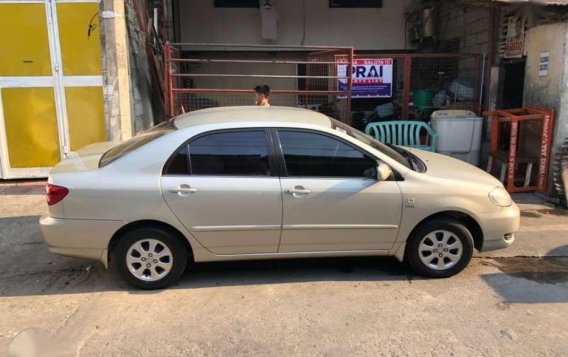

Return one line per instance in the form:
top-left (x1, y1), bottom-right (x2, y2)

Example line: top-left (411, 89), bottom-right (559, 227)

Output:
top-left (438, 3), bottom-right (490, 54)
top-left (100, 0), bottom-right (132, 141)
top-left (179, 0), bottom-right (414, 50)
top-left (523, 22), bottom-right (568, 187)
top-left (125, 0), bottom-right (158, 133)
top-left (524, 23), bottom-right (566, 119)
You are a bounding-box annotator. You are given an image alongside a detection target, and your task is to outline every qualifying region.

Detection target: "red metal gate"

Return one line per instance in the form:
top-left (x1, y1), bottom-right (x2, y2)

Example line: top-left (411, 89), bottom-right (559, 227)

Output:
top-left (163, 43), bottom-right (354, 122)
top-left (163, 43), bottom-right (484, 124)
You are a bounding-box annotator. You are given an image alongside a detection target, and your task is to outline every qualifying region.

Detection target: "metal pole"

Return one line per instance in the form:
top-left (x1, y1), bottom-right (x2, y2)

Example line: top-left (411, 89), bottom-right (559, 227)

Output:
top-left (402, 56), bottom-right (412, 119)
top-left (173, 58), bottom-right (341, 65)
top-left (478, 53), bottom-right (486, 115)
top-left (172, 74), bottom-right (349, 79)
top-left (346, 48), bottom-right (354, 125)
top-left (164, 42), bottom-right (174, 117)
top-left (170, 42), bottom-right (354, 50)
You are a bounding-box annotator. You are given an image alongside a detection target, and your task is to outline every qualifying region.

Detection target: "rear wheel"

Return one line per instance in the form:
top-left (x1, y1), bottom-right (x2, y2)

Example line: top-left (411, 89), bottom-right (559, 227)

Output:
top-left (406, 218), bottom-right (474, 278)
top-left (116, 227), bottom-right (187, 289)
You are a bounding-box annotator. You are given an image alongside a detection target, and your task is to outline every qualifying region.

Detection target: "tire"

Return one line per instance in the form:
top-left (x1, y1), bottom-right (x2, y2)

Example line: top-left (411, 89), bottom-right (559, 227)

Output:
top-left (115, 227), bottom-right (187, 289)
top-left (406, 217), bottom-right (474, 278)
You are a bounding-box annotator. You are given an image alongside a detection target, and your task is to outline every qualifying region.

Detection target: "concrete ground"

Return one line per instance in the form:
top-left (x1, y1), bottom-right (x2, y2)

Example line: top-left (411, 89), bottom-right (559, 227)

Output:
top-left (1, 182), bottom-right (567, 356)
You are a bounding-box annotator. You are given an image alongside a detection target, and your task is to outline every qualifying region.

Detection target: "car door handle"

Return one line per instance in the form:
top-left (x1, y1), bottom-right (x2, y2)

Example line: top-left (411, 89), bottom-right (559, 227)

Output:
top-left (285, 188), bottom-right (311, 195)
top-left (169, 186), bottom-right (198, 194)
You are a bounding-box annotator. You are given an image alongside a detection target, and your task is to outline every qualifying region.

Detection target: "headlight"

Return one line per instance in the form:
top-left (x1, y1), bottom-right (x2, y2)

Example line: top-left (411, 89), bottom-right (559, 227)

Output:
top-left (489, 187), bottom-right (513, 207)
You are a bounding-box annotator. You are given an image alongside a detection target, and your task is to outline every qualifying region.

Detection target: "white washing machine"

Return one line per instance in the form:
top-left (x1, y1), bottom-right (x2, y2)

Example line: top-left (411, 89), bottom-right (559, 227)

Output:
top-left (430, 110), bottom-right (483, 166)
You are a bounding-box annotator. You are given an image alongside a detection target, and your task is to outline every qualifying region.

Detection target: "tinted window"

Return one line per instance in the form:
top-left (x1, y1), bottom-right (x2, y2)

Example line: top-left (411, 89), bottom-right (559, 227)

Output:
top-left (329, 118), bottom-right (412, 170)
top-left (100, 128), bottom-right (174, 168)
top-left (165, 145), bottom-right (189, 175)
top-left (189, 131), bottom-right (270, 176)
top-left (278, 131), bottom-right (376, 178)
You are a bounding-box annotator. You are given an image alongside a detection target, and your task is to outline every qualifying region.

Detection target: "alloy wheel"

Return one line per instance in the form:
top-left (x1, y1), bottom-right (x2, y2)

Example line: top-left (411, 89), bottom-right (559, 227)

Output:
top-left (126, 239), bottom-right (173, 281)
top-left (418, 230), bottom-right (464, 270)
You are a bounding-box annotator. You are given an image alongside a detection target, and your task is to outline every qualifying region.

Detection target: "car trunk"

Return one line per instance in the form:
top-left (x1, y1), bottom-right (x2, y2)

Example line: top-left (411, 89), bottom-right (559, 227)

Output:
top-left (50, 142), bottom-right (115, 174)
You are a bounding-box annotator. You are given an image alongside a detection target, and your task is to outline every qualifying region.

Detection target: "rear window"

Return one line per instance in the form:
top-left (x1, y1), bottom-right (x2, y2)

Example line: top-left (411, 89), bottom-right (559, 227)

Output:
top-left (99, 121), bottom-right (175, 167)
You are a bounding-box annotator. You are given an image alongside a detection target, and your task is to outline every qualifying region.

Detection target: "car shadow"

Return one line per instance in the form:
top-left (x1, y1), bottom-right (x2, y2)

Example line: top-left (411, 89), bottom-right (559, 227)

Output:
top-left (1, 255), bottom-right (417, 297)
top-left (175, 256), bottom-right (415, 290)
top-left (0, 214), bottom-right (417, 297)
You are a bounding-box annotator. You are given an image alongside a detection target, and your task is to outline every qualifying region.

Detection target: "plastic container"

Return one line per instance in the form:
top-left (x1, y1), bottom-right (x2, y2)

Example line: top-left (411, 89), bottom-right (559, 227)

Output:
top-left (413, 89), bottom-right (433, 108)
top-left (448, 79), bottom-right (474, 101)
top-left (430, 110), bottom-right (483, 166)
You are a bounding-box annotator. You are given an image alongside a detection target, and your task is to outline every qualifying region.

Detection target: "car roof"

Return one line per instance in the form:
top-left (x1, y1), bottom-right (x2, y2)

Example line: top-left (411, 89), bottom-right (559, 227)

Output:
top-left (173, 106), bottom-right (333, 129)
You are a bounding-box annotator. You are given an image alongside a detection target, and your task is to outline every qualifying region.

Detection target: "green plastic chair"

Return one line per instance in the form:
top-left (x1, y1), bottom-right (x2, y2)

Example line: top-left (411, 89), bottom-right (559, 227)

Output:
top-left (365, 121), bottom-right (438, 152)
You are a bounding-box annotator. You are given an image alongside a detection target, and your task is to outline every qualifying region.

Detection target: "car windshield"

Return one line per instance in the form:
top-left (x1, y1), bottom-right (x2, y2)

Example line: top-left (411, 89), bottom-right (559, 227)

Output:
top-left (99, 120), bottom-right (176, 168)
top-left (329, 118), bottom-right (413, 170)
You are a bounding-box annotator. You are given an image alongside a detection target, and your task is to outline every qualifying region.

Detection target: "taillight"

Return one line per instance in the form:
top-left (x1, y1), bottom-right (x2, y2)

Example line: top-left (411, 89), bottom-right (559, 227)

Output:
top-left (46, 184), bottom-right (69, 206)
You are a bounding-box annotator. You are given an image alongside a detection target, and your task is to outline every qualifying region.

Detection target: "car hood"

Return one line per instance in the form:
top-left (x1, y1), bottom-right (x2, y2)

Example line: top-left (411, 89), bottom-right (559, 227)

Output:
top-left (50, 142), bottom-right (115, 174)
top-left (406, 148), bottom-right (502, 188)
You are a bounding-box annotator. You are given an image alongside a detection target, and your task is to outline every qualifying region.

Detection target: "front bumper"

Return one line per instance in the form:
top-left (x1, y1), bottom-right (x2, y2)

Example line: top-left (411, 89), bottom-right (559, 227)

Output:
top-left (39, 215), bottom-right (125, 267)
top-left (477, 203), bottom-right (520, 252)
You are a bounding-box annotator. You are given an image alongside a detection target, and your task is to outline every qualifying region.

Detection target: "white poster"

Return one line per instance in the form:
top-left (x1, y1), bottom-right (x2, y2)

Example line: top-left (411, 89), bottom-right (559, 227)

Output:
top-left (505, 16), bottom-right (525, 59)
top-left (337, 58), bottom-right (393, 98)
top-left (539, 51), bottom-right (550, 77)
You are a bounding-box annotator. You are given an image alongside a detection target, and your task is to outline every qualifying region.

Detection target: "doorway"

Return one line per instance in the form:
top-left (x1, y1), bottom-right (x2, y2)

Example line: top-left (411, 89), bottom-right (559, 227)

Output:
top-left (499, 60), bottom-right (526, 109)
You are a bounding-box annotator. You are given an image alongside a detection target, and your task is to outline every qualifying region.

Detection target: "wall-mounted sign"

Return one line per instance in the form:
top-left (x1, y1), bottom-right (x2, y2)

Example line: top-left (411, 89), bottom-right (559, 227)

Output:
top-left (539, 51), bottom-right (549, 77)
top-left (504, 16), bottom-right (525, 59)
top-left (338, 58), bottom-right (393, 98)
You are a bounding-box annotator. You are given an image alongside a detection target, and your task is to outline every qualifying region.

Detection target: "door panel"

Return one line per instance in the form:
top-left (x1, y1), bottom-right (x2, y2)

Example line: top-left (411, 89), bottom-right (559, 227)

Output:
top-left (2, 88), bottom-right (60, 168)
top-left (0, 4), bottom-right (52, 76)
top-left (280, 178), bottom-right (402, 252)
top-left (275, 129), bottom-right (403, 252)
top-left (161, 176), bottom-right (283, 255)
top-left (57, 2), bottom-right (102, 76)
top-left (65, 87), bottom-right (106, 151)
top-left (161, 129), bottom-right (283, 255)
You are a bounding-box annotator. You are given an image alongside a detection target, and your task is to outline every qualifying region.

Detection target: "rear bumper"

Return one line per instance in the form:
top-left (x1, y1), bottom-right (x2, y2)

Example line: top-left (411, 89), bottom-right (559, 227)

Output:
top-left (39, 215), bottom-right (125, 267)
top-left (477, 203), bottom-right (520, 252)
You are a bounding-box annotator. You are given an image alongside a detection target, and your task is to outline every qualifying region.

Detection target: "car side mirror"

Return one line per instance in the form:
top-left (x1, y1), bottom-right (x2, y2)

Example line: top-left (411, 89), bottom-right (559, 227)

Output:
top-left (377, 163), bottom-right (393, 181)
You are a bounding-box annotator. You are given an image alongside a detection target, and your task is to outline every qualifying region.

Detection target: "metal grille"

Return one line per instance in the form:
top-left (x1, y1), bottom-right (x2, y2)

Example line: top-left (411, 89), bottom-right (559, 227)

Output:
top-left (409, 54), bottom-right (482, 119)
top-left (351, 53), bottom-right (482, 125)
top-left (164, 43), bottom-right (353, 122)
top-left (164, 46), bottom-right (483, 125)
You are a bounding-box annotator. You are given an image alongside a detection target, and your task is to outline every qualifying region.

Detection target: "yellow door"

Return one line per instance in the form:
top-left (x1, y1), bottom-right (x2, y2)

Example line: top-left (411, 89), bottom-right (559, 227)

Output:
top-left (2, 88), bottom-right (60, 168)
top-left (56, 1), bottom-right (106, 151)
top-left (0, 3), bottom-right (52, 77)
top-left (0, 3), bottom-right (61, 174)
top-left (0, 1), bottom-right (105, 178)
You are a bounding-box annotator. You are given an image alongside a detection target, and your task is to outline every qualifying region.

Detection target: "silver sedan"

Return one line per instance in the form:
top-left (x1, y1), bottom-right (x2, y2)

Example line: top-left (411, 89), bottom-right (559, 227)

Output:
top-left (40, 106), bottom-right (519, 289)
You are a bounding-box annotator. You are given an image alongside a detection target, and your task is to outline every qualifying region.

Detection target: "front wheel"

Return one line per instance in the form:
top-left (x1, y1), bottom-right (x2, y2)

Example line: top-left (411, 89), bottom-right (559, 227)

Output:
top-left (116, 227), bottom-right (187, 289)
top-left (406, 218), bottom-right (474, 278)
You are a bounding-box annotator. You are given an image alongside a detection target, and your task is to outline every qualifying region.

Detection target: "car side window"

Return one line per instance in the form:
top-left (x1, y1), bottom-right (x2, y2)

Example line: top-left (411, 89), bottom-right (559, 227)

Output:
top-left (165, 144), bottom-right (189, 175)
top-left (277, 130), bottom-right (377, 178)
top-left (164, 130), bottom-right (270, 176)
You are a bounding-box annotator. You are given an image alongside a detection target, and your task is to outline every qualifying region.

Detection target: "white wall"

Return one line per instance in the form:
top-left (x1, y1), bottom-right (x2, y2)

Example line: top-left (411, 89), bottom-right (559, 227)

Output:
top-left (179, 0), bottom-right (413, 50)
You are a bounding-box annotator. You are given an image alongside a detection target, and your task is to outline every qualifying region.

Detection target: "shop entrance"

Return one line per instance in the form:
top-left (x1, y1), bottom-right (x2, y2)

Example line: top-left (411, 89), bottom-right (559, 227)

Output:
top-left (499, 60), bottom-right (526, 109)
